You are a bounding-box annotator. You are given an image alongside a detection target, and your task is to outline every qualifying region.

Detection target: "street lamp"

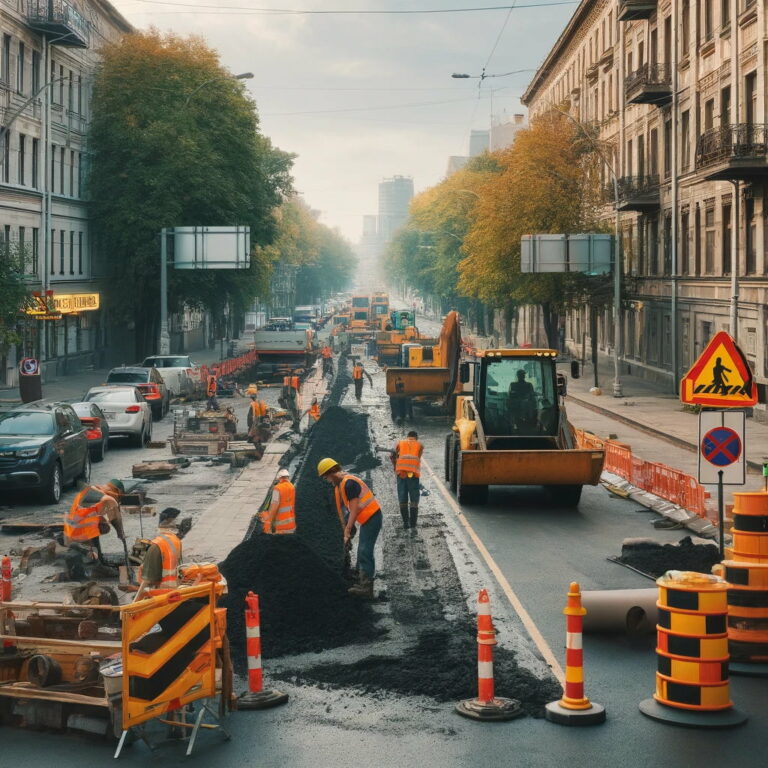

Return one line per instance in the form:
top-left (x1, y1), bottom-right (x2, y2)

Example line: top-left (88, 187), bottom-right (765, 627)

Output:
top-left (451, 69), bottom-right (536, 81)
top-left (182, 71), bottom-right (254, 108)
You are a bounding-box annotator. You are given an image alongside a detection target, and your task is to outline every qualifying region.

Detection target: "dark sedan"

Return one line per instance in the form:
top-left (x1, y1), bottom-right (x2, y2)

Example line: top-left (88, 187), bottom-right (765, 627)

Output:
top-left (72, 402), bottom-right (111, 463)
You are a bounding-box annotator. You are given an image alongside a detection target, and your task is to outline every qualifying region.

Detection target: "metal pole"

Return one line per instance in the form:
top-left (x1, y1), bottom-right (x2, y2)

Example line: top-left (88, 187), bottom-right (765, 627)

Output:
top-left (729, 0), bottom-right (740, 342)
top-left (670, 0), bottom-right (679, 394)
top-left (612, 169), bottom-right (622, 397)
top-left (159, 228), bottom-right (170, 354)
top-left (717, 470), bottom-right (724, 560)
top-left (41, 37), bottom-right (50, 361)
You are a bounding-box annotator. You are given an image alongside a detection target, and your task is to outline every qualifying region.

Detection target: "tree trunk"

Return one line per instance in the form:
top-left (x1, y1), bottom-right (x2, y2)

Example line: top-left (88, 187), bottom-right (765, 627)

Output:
top-left (590, 304), bottom-right (599, 388)
top-left (540, 302), bottom-right (559, 350)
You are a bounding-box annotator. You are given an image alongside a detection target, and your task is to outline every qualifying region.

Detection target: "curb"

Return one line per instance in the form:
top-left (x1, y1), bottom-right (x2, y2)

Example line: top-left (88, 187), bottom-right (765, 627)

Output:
top-left (567, 393), bottom-right (765, 474)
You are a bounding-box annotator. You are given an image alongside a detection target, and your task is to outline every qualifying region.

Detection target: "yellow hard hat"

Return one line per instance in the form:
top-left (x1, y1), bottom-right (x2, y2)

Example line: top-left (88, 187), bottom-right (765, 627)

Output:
top-left (317, 457), bottom-right (340, 477)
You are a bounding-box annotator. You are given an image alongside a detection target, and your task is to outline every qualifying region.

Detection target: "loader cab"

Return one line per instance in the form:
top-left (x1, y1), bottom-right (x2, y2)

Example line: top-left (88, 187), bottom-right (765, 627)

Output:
top-left (473, 351), bottom-right (560, 441)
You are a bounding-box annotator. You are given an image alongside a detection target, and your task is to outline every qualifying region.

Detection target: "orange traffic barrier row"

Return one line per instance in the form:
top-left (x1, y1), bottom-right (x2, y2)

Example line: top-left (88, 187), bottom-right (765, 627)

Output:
top-left (198, 349), bottom-right (259, 382)
top-left (575, 428), bottom-right (711, 518)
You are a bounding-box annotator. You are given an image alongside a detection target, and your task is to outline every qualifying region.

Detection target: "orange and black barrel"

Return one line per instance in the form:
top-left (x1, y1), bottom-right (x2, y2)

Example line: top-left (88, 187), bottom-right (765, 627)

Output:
top-left (716, 561), bottom-right (768, 663)
top-left (654, 571), bottom-right (731, 712)
top-left (730, 492), bottom-right (768, 563)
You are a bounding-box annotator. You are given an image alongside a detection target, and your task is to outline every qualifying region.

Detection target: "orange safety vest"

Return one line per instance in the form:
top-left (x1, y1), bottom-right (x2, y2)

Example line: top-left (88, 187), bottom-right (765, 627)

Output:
top-left (353, 365), bottom-right (363, 380)
top-left (251, 400), bottom-right (267, 419)
top-left (335, 474), bottom-right (380, 526)
top-left (271, 480), bottom-right (296, 534)
top-left (147, 532), bottom-right (181, 589)
top-left (395, 438), bottom-right (422, 478)
top-left (283, 375), bottom-right (299, 390)
top-left (309, 403), bottom-right (320, 421)
top-left (64, 489), bottom-right (104, 542)
top-left (206, 375), bottom-right (218, 397)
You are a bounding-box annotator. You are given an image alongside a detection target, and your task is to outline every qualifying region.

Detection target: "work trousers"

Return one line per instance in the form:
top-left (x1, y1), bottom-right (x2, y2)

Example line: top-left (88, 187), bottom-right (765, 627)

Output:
top-left (354, 378), bottom-right (364, 399)
top-left (356, 510), bottom-right (382, 579)
top-left (396, 475), bottom-right (420, 506)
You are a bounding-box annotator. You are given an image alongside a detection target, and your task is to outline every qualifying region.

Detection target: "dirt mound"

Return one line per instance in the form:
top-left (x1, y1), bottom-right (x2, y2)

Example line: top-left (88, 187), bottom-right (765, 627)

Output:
top-left (619, 536), bottom-right (720, 578)
top-left (282, 627), bottom-right (561, 716)
top-left (220, 535), bottom-right (380, 660)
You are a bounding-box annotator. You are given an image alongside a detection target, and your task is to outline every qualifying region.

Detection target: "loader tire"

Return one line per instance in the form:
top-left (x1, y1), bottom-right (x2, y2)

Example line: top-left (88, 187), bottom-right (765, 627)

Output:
top-left (456, 449), bottom-right (488, 505)
top-left (443, 433), bottom-right (453, 481)
top-left (448, 435), bottom-right (459, 492)
top-left (548, 484), bottom-right (583, 507)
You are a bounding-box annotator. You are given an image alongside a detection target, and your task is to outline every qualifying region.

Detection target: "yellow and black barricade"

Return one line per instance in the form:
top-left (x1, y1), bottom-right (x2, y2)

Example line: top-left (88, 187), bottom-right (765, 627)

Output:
top-left (729, 492), bottom-right (768, 563)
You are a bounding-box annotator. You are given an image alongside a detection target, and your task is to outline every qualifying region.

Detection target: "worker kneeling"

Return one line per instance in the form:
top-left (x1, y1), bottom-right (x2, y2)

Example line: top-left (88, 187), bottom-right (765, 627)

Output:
top-left (64, 479), bottom-right (126, 580)
top-left (134, 507), bottom-right (183, 601)
top-left (318, 457), bottom-right (382, 599)
top-left (262, 469), bottom-right (296, 535)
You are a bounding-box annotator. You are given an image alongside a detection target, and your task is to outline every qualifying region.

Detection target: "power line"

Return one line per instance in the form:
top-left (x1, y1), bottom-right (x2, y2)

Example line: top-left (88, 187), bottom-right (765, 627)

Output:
top-left (262, 94), bottom-right (495, 117)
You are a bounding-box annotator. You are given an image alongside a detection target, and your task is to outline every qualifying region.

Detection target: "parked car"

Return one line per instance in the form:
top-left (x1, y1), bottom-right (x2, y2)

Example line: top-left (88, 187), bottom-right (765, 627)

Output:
top-left (0, 402), bottom-right (90, 504)
top-left (72, 401), bottom-right (111, 463)
top-left (140, 355), bottom-right (201, 398)
top-left (105, 366), bottom-right (169, 420)
top-left (84, 386), bottom-right (152, 448)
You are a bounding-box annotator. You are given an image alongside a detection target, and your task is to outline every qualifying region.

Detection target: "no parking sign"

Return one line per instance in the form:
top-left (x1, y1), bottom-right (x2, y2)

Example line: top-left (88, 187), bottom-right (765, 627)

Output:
top-left (698, 411), bottom-right (745, 485)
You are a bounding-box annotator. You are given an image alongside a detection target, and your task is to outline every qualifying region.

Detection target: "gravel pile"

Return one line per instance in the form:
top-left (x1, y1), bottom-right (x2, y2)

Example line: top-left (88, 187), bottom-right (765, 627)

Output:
top-left (619, 536), bottom-right (720, 578)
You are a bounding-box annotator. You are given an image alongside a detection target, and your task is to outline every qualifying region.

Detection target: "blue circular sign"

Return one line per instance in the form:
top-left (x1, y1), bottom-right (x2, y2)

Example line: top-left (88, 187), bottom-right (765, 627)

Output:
top-left (701, 427), bottom-right (742, 467)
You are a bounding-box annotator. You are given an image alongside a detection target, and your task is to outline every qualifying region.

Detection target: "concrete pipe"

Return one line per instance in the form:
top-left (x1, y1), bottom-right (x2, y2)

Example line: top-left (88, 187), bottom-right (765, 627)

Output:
top-left (581, 588), bottom-right (658, 635)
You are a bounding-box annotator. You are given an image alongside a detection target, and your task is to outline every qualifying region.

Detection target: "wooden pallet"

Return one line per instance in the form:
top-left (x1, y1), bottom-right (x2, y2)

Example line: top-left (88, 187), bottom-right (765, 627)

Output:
top-left (173, 439), bottom-right (226, 456)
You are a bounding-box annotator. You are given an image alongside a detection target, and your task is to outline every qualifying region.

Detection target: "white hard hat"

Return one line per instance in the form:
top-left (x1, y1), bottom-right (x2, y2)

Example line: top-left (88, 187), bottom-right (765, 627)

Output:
top-left (277, 468), bottom-right (290, 479)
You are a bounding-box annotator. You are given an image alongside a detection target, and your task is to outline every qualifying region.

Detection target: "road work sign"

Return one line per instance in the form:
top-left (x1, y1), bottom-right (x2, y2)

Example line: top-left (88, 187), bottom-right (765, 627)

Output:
top-left (698, 411), bottom-right (745, 485)
top-left (680, 331), bottom-right (757, 407)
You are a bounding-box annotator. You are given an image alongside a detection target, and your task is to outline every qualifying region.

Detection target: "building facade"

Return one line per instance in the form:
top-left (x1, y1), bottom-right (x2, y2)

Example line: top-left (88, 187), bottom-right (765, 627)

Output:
top-left (377, 175), bottom-right (414, 245)
top-left (522, 0), bottom-right (768, 419)
top-left (1, 0), bottom-right (132, 385)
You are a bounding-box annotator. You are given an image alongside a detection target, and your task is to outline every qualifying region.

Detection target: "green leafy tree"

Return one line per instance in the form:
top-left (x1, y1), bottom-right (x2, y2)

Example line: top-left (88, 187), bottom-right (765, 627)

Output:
top-left (88, 30), bottom-right (294, 357)
top-left (0, 244), bottom-right (31, 355)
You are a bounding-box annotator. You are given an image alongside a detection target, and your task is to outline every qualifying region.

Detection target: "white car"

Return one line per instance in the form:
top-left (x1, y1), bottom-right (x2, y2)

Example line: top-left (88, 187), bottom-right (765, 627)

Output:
top-left (140, 355), bottom-right (201, 398)
top-left (84, 386), bottom-right (152, 448)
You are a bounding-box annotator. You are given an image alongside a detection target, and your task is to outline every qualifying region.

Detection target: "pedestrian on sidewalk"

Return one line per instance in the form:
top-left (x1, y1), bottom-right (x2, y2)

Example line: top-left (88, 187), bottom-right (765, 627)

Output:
top-left (318, 457), bottom-right (382, 599)
top-left (352, 360), bottom-right (373, 401)
top-left (391, 430), bottom-right (423, 533)
top-left (261, 469), bottom-right (296, 535)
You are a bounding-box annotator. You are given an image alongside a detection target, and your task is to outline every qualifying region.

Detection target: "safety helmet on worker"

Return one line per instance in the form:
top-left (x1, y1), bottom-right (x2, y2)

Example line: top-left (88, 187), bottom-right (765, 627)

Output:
top-left (317, 457), bottom-right (340, 477)
top-left (277, 468), bottom-right (290, 479)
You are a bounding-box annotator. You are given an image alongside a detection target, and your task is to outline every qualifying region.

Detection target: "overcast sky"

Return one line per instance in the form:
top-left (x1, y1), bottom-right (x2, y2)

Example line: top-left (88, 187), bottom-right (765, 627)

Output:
top-left (111, 0), bottom-right (575, 242)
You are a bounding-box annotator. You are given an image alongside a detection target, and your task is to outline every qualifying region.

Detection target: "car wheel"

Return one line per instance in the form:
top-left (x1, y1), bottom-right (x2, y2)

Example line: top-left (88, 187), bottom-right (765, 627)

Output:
top-left (78, 453), bottom-right (91, 484)
top-left (92, 439), bottom-right (107, 463)
top-left (144, 420), bottom-right (152, 445)
top-left (152, 404), bottom-right (162, 421)
top-left (42, 462), bottom-right (63, 504)
top-left (133, 425), bottom-right (145, 449)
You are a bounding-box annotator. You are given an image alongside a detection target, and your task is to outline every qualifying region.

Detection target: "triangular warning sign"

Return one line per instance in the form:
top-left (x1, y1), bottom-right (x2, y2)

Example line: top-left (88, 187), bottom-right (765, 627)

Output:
top-left (681, 331), bottom-right (757, 407)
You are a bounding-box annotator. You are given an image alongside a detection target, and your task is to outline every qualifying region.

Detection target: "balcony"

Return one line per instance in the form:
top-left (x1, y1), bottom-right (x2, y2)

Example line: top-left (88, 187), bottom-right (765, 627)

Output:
top-left (618, 0), bottom-right (657, 21)
top-left (695, 123), bottom-right (768, 180)
top-left (608, 176), bottom-right (661, 212)
top-left (25, 1), bottom-right (89, 48)
top-left (624, 64), bottom-right (672, 106)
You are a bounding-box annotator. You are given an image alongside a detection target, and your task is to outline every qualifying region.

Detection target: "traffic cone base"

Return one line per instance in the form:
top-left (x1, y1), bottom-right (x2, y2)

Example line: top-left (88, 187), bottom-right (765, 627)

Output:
top-left (558, 695), bottom-right (593, 711)
top-left (639, 698), bottom-right (747, 729)
top-left (728, 661), bottom-right (768, 678)
top-left (237, 689), bottom-right (289, 710)
top-left (545, 700), bottom-right (606, 726)
top-left (455, 696), bottom-right (523, 722)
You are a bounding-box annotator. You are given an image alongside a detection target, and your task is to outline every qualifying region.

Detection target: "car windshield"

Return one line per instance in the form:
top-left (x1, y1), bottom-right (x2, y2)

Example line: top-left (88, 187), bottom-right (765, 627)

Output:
top-left (86, 389), bottom-right (137, 404)
top-left (107, 371), bottom-right (147, 383)
top-left (143, 357), bottom-right (190, 368)
top-left (0, 412), bottom-right (54, 436)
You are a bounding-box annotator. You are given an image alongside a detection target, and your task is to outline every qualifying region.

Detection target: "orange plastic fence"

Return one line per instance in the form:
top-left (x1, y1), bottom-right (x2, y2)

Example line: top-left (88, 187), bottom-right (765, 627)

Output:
top-left (574, 428), bottom-right (710, 518)
top-left (198, 349), bottom-right (258, 382)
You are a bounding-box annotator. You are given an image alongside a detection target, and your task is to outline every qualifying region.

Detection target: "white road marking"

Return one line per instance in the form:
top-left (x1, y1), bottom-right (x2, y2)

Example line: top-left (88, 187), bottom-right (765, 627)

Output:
top-left (423, 456), bottom-right (566, 685)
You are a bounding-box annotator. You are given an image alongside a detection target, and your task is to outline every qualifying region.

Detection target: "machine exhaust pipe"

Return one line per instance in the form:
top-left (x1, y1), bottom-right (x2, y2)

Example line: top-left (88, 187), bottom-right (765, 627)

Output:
top-left (581, 588), bottom-right (658, 635)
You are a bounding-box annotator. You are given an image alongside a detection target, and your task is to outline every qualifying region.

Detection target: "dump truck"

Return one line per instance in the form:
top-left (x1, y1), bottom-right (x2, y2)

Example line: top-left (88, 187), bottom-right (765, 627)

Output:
top-left (444, 348), bottom-right (604, 507)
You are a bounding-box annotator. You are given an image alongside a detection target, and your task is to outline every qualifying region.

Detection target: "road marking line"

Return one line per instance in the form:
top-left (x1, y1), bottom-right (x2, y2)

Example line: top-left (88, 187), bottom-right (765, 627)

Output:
top-left (423, 456), bottom-right (565, 685)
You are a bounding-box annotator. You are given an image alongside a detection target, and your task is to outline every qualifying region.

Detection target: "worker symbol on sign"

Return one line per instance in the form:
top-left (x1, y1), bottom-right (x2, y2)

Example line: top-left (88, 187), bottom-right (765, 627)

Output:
top-left (710, 358), bottom-right (732, 395)
top-left (701, 427), bottom-right (742, 467)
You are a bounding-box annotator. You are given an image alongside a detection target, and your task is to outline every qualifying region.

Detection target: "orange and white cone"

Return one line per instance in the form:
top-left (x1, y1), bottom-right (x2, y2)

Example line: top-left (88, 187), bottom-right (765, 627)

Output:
top-left (237, 591), bottom-right (289, 710)
top-left (456, 589), bottom-right (523, 721)
top-left (545, 582), bottom-right (605, 725)
top-left (1, 555), bottom-right (15, 654)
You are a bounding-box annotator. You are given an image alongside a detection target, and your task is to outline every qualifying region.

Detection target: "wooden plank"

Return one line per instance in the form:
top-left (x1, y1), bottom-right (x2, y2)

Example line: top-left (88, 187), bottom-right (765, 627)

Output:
top-left (1, 601), bottom-right (122, 612)
top-left (0, 682), bottom-right (109, 707)
top-left (0, 634), bottom-right (121, 652)
top-left (0, 519), bottom-right (64, 532)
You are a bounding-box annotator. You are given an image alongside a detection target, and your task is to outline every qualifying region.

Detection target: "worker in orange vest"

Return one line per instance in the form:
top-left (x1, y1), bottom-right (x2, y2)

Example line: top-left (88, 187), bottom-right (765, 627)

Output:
top-left (352, 360), bottom-right (373, 401)
top-left (134, 507), bottom-right (183, 600)
top-left (391, 431), bottom-right (424, 532)
top-left (247, 394), bottom-right (268, 430)
top-left (300, 397), bottom-right (321, 431)
top-left (262, 469), bottom-right (296, 534)
top-left (206, 371), bottom-right (219, 411)
top-left (63, 480), bottom-right (127, 579)
top-left (318, 457), bottom-right (382, 599)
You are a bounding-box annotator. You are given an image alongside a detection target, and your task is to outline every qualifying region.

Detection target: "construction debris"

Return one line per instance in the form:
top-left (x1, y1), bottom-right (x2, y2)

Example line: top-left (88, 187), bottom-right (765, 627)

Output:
top-left (131, 461), bottom-right (180, 480)
top-left (618, 536), bottom-right (720, 578)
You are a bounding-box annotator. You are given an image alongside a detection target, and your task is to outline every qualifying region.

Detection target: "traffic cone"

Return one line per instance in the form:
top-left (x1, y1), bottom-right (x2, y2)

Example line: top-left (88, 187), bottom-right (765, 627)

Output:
top-left (455, 589), bottom-right (523, 721)
top-left (1, 555), bottom-right (15, 653)
top-left (545, 582), bottom-right (606, 725)
top-left (237, 591), bottom-right (289, 710)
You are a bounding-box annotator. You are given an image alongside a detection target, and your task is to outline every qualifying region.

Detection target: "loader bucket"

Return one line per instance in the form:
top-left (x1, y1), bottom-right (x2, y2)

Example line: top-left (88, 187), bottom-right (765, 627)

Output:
top-left (458, 448), bottom-right (605, 487)
top-left (385, 367), bottom-right (452, 398)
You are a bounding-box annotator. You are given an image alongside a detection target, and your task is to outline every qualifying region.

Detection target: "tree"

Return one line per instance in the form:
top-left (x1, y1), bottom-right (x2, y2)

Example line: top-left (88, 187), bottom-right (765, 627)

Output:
top-left (88, 30), bottom-right (294, 357)
top-left (0, 244), bottom-right (31, 355)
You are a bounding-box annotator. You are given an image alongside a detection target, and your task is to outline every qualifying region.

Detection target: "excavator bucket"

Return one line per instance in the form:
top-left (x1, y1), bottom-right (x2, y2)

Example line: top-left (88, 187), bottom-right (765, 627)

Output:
top-left (385, 367), bottom-right (452, 397)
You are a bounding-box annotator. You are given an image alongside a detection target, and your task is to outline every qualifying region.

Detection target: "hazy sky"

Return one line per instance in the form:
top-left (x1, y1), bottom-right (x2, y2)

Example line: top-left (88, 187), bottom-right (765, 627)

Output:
top-left (111, 0), bottom-right (576, 242)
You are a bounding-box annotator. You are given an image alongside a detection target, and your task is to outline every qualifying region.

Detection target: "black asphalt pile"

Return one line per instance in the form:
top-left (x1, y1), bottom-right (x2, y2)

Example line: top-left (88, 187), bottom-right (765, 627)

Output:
top-left (220, 535), bottom-right (380, 660)
top-left (325, 351), bottom-right (350, 407)
top-left (619, 536), bottom-right (720, 578)
top-left (282, 627), bottom-right (562, 716)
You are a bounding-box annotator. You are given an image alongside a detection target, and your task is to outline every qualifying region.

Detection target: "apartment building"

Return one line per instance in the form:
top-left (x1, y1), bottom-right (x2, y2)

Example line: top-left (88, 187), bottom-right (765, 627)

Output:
top-left (1, 0), bottom-right (132, 385)
top-left (522, 0), bottom-right (768, 420)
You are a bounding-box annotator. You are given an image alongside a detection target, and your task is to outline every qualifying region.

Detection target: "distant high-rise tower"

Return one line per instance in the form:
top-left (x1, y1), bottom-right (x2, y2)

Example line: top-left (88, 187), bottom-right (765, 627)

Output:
top-left (469, 129), bottom-right (490, 157)
top-left (377, 176), bottom-right (414, 245)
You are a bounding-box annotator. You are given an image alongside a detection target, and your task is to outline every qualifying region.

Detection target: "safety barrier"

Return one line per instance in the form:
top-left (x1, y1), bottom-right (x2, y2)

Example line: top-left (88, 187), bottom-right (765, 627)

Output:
top-left (575, 428), bottom-right (711, 519)
top-left (1, 555), bottom-right (12, 651)
top-left (199, 348), bottom-right (259, 383)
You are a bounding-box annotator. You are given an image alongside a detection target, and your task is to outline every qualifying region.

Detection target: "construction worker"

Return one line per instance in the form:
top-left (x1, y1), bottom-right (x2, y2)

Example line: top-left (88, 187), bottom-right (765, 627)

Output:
top-left (352, 360), bottom-right (373, 401)
top-left (206, 370), bottom-right (219, 411)
top-left (262, 469), bottom-right (296, 534)
top-left (245, 382), bottom-right (259, 397)
top-left (320, 344), bottom-right (333, 376)
top-left (63, 480), bottom-right (127, 579)
top-left (300, 397), bottom-right (321, 431)
top-left (391, 430), bottom-right (423, 532)
top-left (318, 457), bottom-right (382, 599)
top-left (134, 507), bottom-right (183, 600)
top-left (247, 394), bottom-right (268, 431)
top-left (279, 374), bottom-right (301, 431)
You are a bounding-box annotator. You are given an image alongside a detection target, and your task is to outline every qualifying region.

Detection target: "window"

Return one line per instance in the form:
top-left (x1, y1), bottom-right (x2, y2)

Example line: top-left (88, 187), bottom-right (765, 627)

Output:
top-left (663, 17), bottom-right (671, 65)
top-left (694, 205), bottom-right (701, 275)
top-left (18, 133), bottom-right (25, 185)
top-left (681, 110), bottom-right (690, 170)
top-left (32, 227), bottom-right (39, 274)
top-left (59, 230), bottom-right (65, 274)
top-left (59, 146), bottom-right (65, 193)
top-left (31, 138), bottom-right (38, 188)
top-left (649, 128), bottom-right (659, 175)
top-left (663, 213), bottom-right (672, 275)
top-left (704, 99), bottom-right (714, 130)
top-left (2, 129), bottom-right (8, 183)
top-left (76, 75), bottom-right (82, 114)
top-left (2, 35), bottom-right (10, 84)
top-left (70, 150), bottom-right (75, 196)
top-left (664, 119), bottom-right (672, 178)
top-left (703, 0), bottom-right (714, 40)
top-left (626, 139), bottom-right (633, 175)
top-left (720, 86), bottom-right (731, 127)
top-left (721, 0), bottom-right (730, 27)
top-left (627, 51), bottom-right (633, 74)
top-left (51, 143), bottom-right (56, 192)
top-left (16, 42), bottom-right (24, 94)
top-left (744, 72), bottom-right (756, 124)
top-left (58, 65), bottom-right (64, 105)
top-left (648, 216), bottom-right (659, 275)
top-left (680, 210), bottom-right (690, 275)
top-left (78, 153), bottom-right (84, 193)
top-left (638, 134), bottom-right (645, 177)
top-left (681, 0), bottom-right (690, 51)
top-left (18, 226), bottom-right (26, 271)
top-left (3, 225), bottom-right (10, 256)
top-left (31, 50), bottom-right (40, 93)
top-left (722, 203), bottom-right (731, 275)
top-left (67, 70), bottom-right (73, 111)
top-left (78, 232), bottom-right (83, 274)
top-left (69, 231), bottom-right (74, 274)
top-left (50, 228), bottom-right (55, 272)
top-left (745, 198), bottom-right (756, 274)
top-left (704, 207), bottom-right (715, 274)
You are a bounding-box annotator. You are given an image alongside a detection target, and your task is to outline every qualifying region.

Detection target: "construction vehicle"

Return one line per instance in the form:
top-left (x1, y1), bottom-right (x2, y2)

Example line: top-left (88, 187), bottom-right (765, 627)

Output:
top-left (370, 292), bottom-right (390, 330)
top-left (374, 309), bottom-right (434, 366)
top-left (253, 324), bottom-right (316, 380)
top-left (445, 348), bottom-right (604, 507)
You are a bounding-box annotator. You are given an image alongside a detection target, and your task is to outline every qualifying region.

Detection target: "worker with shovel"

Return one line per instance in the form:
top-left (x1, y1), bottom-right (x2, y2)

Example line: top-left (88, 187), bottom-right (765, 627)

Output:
top-left (63, 479), bottom-right (127, 580)
top-left (318, 458), bottom-right (382, 599)
top-left (133, 507), bottom-right (184, 601)
top-left (352, 360), bottom-right (373, 401)
top-left (261, 469), bottom-right (296, 534)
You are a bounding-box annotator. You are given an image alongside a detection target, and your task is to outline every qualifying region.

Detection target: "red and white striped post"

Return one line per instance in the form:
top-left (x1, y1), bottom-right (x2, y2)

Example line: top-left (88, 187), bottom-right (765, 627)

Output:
top-left (237, 591), bottom-right (289, 710)
top-left (1, 555), bottom-right (14, 653)
top-left (456, 589), bottom-right (522, 721)
top-left (545, 582), bottom-right (605, 725)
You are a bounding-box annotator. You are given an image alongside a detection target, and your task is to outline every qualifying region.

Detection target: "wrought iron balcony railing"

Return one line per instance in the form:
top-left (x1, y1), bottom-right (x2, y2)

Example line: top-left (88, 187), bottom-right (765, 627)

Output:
top-left (25, 0), bottom-right (90, 48)
top-left (695, 124), bottom-right (768, 178)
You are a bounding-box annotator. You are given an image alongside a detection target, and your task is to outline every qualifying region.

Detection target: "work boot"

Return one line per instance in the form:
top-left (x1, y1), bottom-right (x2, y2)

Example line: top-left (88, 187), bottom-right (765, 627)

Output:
top-left (399, 503), bottom-right (410, 529)
top-left (409, 505), bottom-right (419, 530)
top-left (348, 573), bottom-right (374, 599)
